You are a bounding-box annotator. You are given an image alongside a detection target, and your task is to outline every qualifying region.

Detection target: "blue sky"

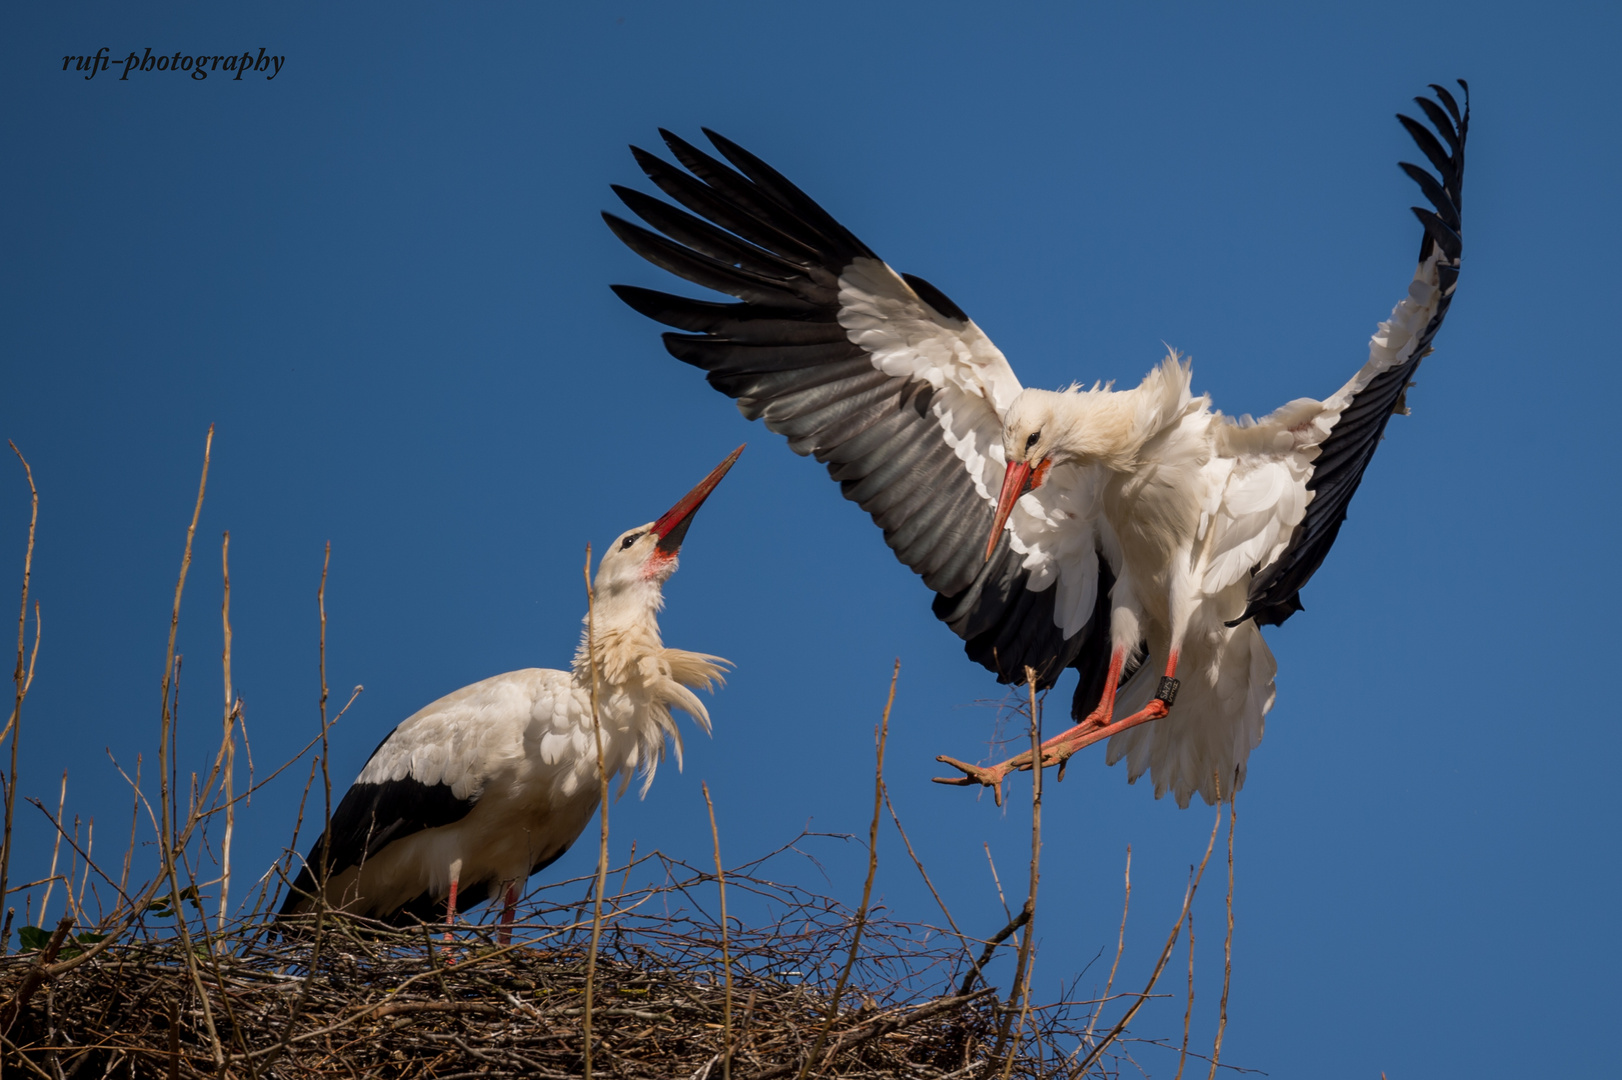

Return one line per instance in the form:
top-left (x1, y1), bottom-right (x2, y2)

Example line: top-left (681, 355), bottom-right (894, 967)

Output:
top-left (4, 2), bottom-right (1619, 1075)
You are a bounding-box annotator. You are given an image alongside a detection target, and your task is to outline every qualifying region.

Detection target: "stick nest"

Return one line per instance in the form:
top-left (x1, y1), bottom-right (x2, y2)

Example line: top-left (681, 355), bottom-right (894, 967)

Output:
top-left (0, 849), bottom-right (1102, 1079)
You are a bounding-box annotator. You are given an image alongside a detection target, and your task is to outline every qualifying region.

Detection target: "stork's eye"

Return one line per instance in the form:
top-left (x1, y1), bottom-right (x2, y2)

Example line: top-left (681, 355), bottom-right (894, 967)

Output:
top-left (621, 532), bottom-right (642, 551)
top-left (1025, 431), bottom-right (1041, 450)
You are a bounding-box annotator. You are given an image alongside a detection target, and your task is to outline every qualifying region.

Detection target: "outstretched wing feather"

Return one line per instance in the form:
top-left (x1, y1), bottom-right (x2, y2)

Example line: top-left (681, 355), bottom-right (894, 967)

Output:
top-left (1237, 82), bottom-right (1467, 626)
top-left (609, 129), bottom-right (1109, 711)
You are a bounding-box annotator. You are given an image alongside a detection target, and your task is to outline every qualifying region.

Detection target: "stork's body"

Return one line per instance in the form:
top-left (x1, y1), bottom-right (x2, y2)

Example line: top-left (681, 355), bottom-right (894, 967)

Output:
top-left (607, 83), bottom-right (1468, 806)
top-left (279, 449), bottom-right (741, 936)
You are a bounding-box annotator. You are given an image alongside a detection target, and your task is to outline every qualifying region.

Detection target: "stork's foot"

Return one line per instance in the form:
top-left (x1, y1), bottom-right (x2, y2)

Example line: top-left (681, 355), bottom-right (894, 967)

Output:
top-left (932, 697), bottom-right (1173, 802)
top-left (932, 756), bottom-right (1018, 806)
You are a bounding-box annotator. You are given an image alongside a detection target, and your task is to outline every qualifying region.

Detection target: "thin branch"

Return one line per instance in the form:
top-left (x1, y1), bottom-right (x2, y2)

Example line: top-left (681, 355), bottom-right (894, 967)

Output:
top-left (0, 442), bottom-right (40, 950)
top-left (582, 544), bottom-right (608, 1080)
top-left (795, 658), bottom-right (897, 1080)
top-left (219, 531), bottom-right (237, 934)
top-left (1208, 787), bottom-right (1237, 1080)
top-left (1175, 902), bottom-right (1194, 1080)
top-left (702, 781), bottom-right (733, 1080)
top-left (23, 798), bottom-right (131, 913)
top-left (959, 908), bottom-right (1031, 998)
top-left (0, 915), bottom-right (71, 1032)
top-left (984, 843), bottom-right (1010, 923)
top-left (1083, 845), bottom-right (1130, 1049)
top-left (996, 669), bottom-right (1043, 1079)
top-left (316, 541), bottom-right (332, 900)
top-left (1073, 794), bottom-right (1223, 1077)
top-left (883, 789), bottom-right (977, 983)
top-left (37, 771), bottom-right (67, 927)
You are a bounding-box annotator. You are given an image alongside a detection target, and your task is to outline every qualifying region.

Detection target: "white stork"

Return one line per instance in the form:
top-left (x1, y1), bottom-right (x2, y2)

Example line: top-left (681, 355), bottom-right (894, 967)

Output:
top-left (606, 83), bottom-right (1468, 807)
top-left (279, 448), bottom-right (741, 938)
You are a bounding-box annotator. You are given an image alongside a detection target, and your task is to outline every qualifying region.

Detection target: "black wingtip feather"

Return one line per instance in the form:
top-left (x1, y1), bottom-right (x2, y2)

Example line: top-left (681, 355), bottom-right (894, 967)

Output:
top-left (1396, 114), bottom-right (1457, 187)
top-left (1428, 83), bottom-right (1463, 124)
top-left (1398, 162), bottom-right (1459, 227)
top-left (1411, 206), bottom-right (1462, 260)
top-left (701, 128), bottom-right (876, 260)
top-left (1413, 97), bottom-right (1461, 154)
top-left (1238, 80), bottom-right (1469, 627)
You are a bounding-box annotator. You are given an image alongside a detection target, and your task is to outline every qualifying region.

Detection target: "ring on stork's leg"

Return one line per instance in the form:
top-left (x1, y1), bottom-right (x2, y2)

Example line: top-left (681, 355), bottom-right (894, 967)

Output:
top-left (1155, 676), bottom-right (1180, 707)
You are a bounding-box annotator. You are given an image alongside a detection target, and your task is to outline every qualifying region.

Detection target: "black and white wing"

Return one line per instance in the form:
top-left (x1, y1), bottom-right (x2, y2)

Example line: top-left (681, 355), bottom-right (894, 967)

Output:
top-left (278, 674), bottom-right (537, 919)
top-left (1213, 82), bottom-right (1469, 626)
top-left (607, 130), bottom-right (1117, 713)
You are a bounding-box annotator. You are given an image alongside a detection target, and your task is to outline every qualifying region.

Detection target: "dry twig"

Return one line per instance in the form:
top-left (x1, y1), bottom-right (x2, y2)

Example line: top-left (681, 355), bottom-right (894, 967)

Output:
top-left (796, 659), bottom-right (897, 1080)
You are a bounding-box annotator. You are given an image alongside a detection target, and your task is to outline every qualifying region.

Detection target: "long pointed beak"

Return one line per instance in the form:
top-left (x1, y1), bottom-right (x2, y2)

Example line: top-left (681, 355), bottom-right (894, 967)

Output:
top-left (985, 460), bottom-right (1032, 561)
top-left (651, 445), bottom-right (745, 553)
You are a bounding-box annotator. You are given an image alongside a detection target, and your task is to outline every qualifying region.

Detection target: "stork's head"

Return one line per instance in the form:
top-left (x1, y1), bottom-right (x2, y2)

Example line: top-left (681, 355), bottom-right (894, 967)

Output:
top-left (593, 446), bottom-right (744, 605)
top-left (986, 390), bottom-right (1067, 560)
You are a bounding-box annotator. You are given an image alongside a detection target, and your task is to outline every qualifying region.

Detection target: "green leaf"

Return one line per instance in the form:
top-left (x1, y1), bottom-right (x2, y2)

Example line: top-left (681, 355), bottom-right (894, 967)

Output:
top-left (75, 932), bottom-right (108, 945)
top-left (17, 925), bottom-right (51, 951)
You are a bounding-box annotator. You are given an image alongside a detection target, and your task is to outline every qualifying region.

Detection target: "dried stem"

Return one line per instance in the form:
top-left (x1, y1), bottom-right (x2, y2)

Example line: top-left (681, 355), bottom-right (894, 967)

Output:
top-left (149, 427), bottom-right (226, 1070)
top-left (257, 551), bottom-right (347, 1075)
top-left (795, 658), bottom-right (897, 1080)
top-left (959, 907), bottom-right (1030, 998)
top-left (984, 843), bottom-right (1010, 923)
top-left (158, 427), bottom-right (210, 880)
top-left (582, 544), bottom-right (609, 1080)
top-left (1208, 788), bottom-right (1237, 1080)
top-left (702, 781), bottom-right (733, 1080)
top-left (219, 531), bottom-right (237, 936)
top-left (1175, 904), bottom-right (1194, 1080)
top-left (36, 773), bottom-right (66, 928)
top-left (1082, 845), bottom-right (1130, 1049)
top-left (1, 442), bottom-right (40, 951)
top-left (316, 542), bottom-right (332, 896)
top-left (1074, 794), bottom-right (1223, 1077)
top-left (117, 755), bottom-right (141, 910)
top-left (996, 669), bottom-right (1043, 1079)
top-left (883, 790), bottom-right (976, 982)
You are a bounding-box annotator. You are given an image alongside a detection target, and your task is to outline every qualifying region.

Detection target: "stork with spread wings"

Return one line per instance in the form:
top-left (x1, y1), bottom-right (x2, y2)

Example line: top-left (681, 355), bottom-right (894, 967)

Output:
top-left (607, 82), bottom-right (1468, 807)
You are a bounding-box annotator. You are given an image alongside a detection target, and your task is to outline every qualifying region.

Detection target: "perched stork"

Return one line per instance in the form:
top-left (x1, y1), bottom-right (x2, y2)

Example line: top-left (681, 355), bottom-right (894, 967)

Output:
top-left (278, 448), bottom-right (742, 938)
top-left (606, 84), bottom-right (1468, 806)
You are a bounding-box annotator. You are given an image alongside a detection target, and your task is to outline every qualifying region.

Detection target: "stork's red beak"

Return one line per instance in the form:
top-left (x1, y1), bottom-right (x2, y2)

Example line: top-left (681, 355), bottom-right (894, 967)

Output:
top-left (651, 445), bottom-right (745, 553)
top-left (984, 458), bottom-right (1050, 561)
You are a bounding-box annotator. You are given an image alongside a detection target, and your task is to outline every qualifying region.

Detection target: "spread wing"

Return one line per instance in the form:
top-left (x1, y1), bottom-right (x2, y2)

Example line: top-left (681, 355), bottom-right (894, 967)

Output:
top-left (606, 129), bottom-right (1114, 704)
top-left (1215, 82), bottom-right (1469, 626)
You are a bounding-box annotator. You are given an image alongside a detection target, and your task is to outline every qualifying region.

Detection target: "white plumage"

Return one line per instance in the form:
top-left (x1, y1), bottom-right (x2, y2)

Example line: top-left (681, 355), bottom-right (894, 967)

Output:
top-left (280, 448), bottom-right (739, 937)
top-left (608, 83), bottom-right (1468, 807)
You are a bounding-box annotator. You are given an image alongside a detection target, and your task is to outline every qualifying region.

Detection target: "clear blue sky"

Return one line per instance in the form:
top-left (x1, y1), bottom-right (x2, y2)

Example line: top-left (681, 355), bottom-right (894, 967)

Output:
top-left (4, 3), bottom-right (1619, 1075)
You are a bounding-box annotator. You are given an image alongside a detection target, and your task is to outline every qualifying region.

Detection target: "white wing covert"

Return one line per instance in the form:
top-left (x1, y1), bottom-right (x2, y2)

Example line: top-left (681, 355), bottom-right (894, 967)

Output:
top-left (284, 671), bottom-right (559, 908)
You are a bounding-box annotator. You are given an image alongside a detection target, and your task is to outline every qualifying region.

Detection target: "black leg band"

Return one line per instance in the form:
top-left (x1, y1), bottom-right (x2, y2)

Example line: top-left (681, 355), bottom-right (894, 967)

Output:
top-left (1155, 676), bottom-right (1180, 707)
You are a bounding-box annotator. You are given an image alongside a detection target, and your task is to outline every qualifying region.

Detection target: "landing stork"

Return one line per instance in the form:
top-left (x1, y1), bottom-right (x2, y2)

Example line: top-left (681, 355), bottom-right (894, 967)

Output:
top-left (279, 448), bottom-right (742, 938)
top-left (606, 83), bottom-right (1468, 806)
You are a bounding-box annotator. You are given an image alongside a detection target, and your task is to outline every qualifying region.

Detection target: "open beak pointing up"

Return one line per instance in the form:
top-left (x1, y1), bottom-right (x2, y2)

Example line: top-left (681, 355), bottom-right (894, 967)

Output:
top-left (651, 445), bottom-right (745, 554)
top-left (984, 457), bottom-right (1050, 561)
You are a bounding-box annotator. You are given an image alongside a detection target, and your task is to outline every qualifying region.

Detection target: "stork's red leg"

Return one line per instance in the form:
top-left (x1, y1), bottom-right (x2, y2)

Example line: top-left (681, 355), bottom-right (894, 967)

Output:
top-left (497, 881), bottom-right (519, 946)
top-left (935, 649), bottom-right (1180, 805)
top-left (443, 872), bottom-right (460, 943)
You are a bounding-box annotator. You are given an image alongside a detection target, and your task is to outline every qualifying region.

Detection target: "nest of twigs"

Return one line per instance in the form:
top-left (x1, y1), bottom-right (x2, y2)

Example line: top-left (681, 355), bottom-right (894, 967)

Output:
top-left (0, 846), bottom-right (1109, 1079)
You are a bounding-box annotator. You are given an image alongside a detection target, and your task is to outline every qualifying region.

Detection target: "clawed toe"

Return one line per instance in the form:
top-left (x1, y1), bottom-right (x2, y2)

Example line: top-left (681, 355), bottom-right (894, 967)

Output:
top-left (935, 695), bottom-right (1177, 804)
top-left (932, 755), bottom-right (1015, 806)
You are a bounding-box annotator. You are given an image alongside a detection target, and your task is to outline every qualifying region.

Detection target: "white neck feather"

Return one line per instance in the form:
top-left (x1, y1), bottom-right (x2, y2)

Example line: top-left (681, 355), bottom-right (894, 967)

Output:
top-left (570, 572), bottom-right (729, 797)
top-left (1048, 353), bottom-right (1196, 471)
